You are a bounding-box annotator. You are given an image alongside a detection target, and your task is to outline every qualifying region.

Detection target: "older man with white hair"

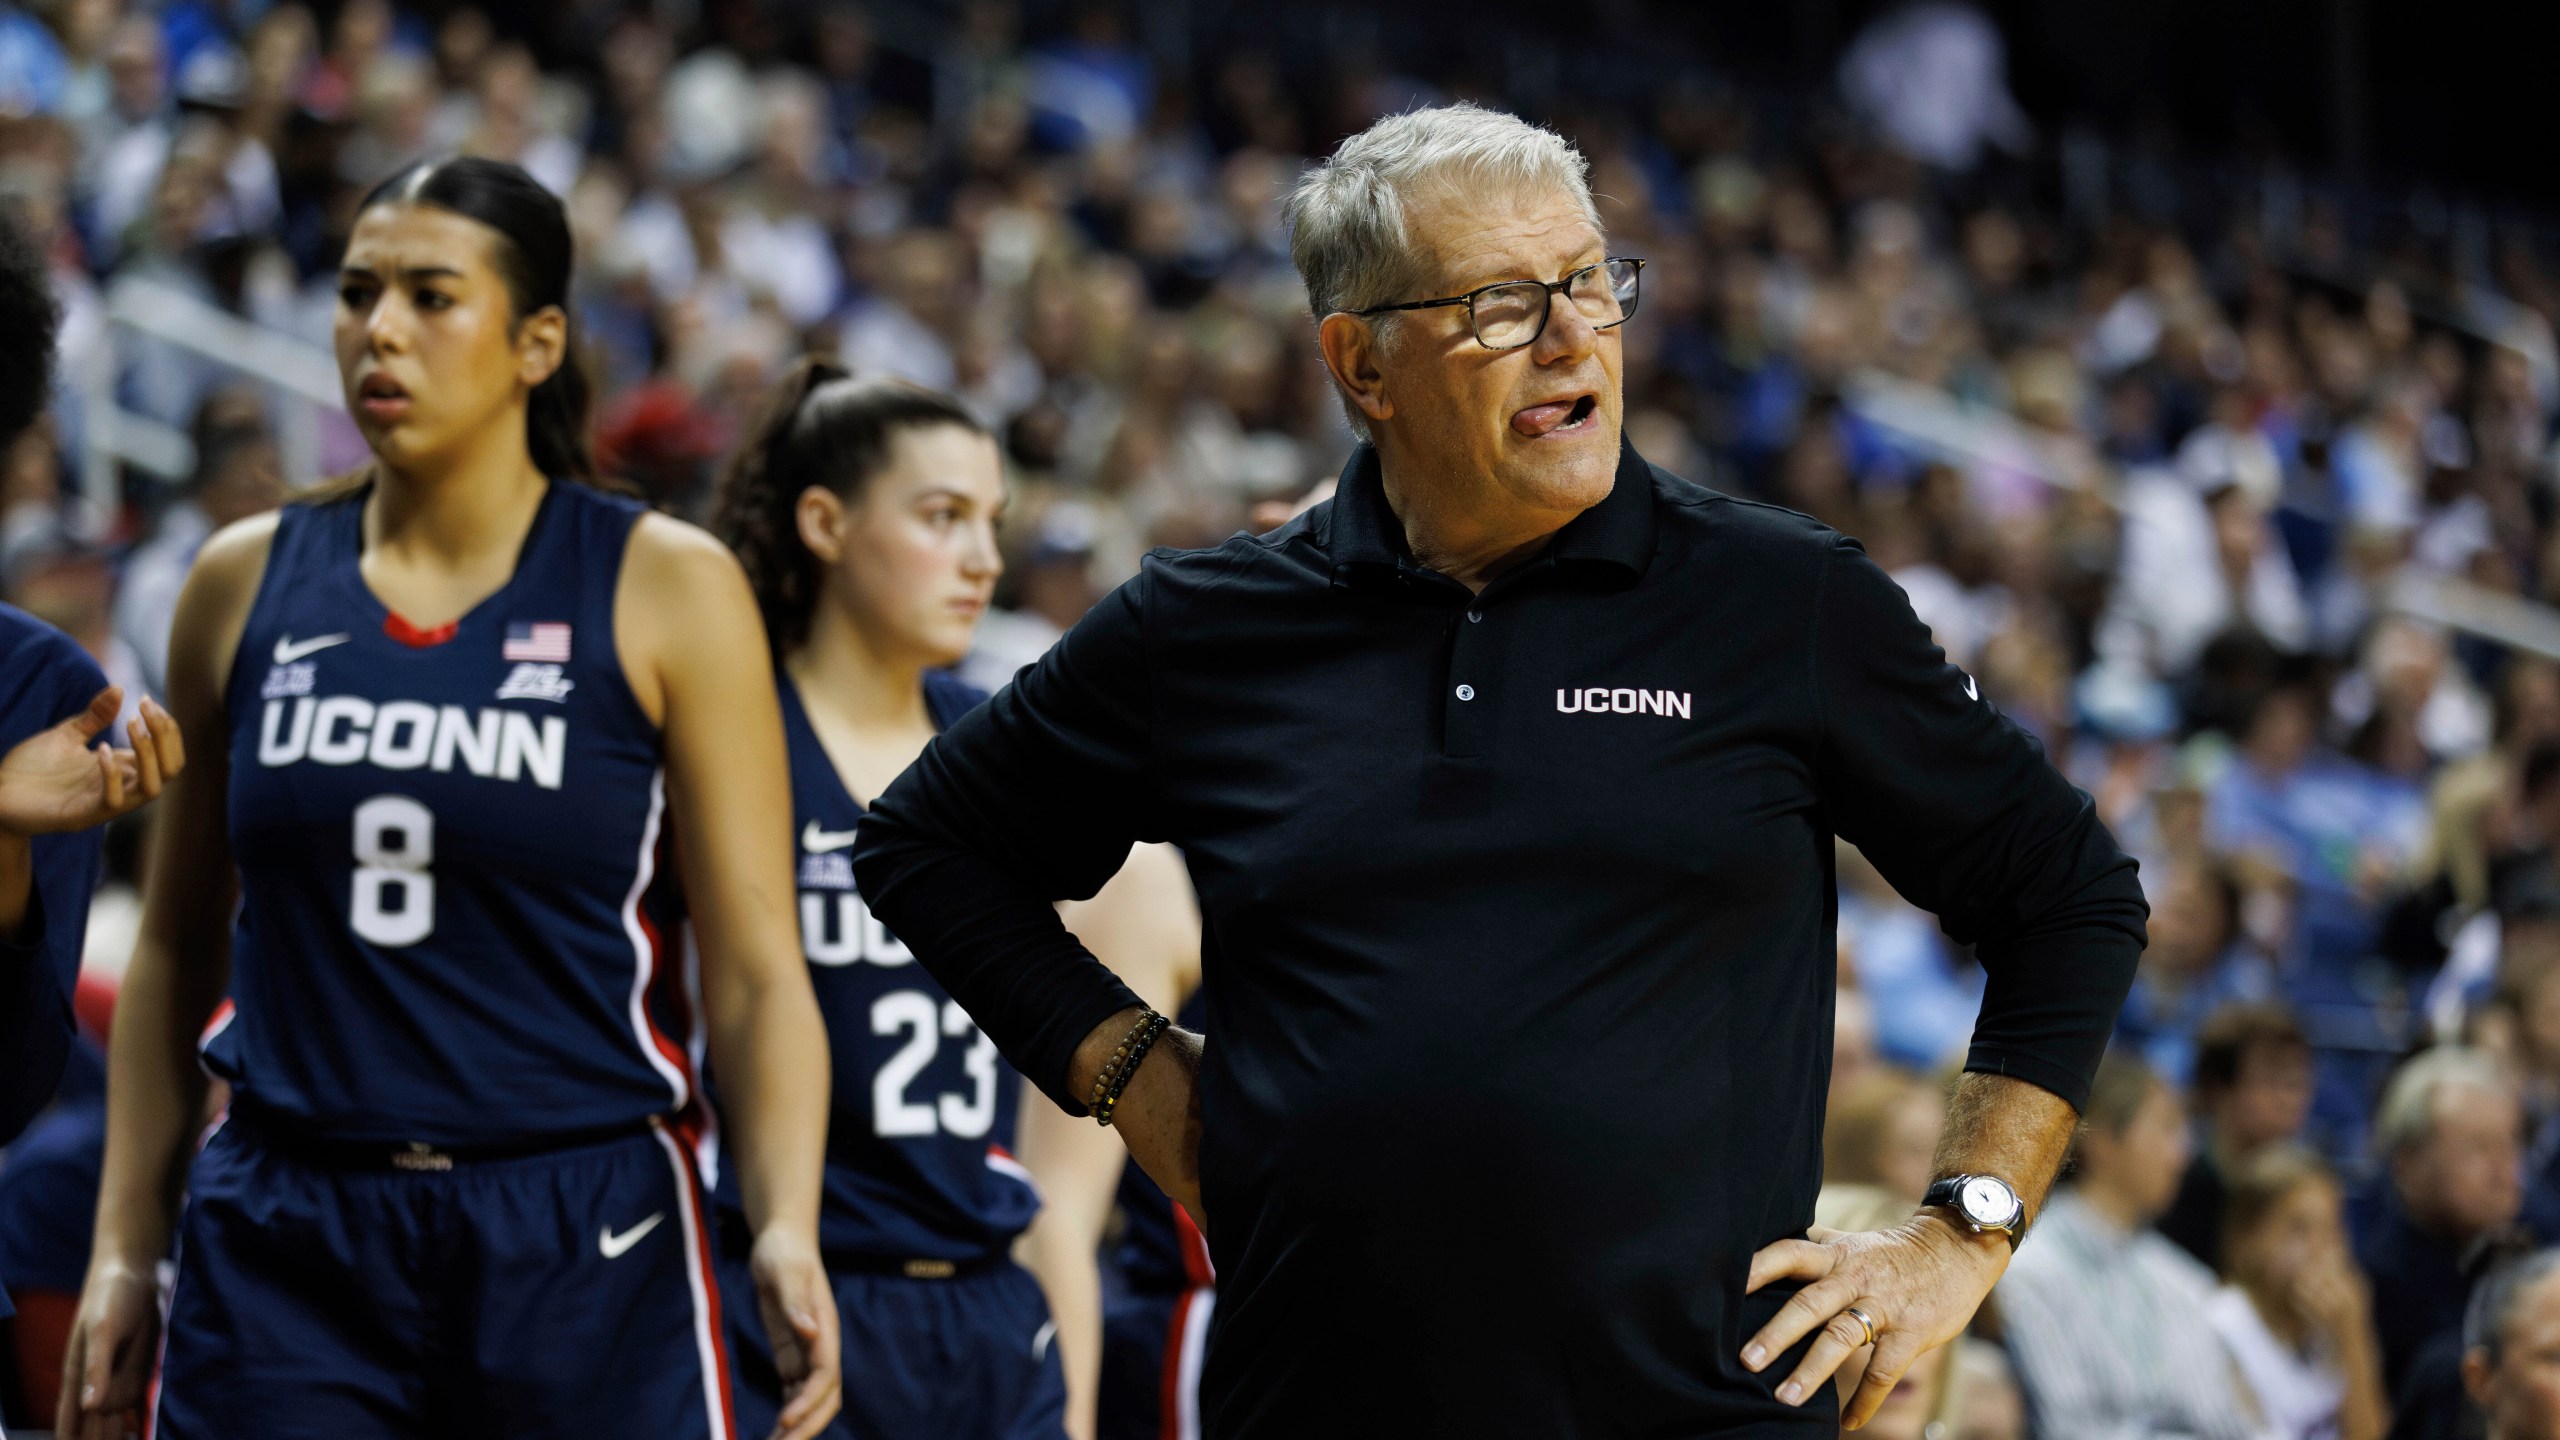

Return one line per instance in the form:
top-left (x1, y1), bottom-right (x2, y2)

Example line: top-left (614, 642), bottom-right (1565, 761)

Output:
top-left (2355, 1045), bottom-right (2532, 1398)
top-left (857, 103), bottom-right (2146, 1437)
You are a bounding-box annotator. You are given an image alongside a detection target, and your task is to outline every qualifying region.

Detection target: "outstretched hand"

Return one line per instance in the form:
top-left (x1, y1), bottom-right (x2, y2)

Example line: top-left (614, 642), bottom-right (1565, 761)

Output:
top-left (1740, 1213), bottom-right (2008, 1429)
top-left (0, 688), bottom-right (184, 837)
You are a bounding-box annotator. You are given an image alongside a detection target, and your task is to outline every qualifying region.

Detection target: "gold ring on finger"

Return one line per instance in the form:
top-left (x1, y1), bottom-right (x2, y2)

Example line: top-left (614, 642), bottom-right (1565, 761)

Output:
top-left (1842, 1304), bottom-right (1879, 1347)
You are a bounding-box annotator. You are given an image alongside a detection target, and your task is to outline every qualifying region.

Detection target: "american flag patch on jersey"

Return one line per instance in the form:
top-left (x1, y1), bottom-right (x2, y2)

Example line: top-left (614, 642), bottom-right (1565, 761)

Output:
top-left (502, 621), bottom-right (572, 663)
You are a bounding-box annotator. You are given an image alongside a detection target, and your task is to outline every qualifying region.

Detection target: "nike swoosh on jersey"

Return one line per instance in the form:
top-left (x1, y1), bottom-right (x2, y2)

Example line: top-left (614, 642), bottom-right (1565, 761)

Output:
top-left (1964, 675), bottom-right (1980, 701)
top-left (599, 1211), bottom-right (664, 1259)
top-left (802, 820), bottom-right (861, 853)
top-left (273, 633), bottom-right (352, 664)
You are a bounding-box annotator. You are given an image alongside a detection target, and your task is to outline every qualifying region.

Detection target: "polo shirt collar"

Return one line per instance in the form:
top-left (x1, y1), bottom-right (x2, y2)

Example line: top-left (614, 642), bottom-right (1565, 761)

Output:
top-left (1327, 438), bottom-right (1659, 592)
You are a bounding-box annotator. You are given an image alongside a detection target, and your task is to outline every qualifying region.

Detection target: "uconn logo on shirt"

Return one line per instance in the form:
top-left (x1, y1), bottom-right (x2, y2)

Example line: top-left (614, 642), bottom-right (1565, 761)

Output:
top-left (1556, 686), bottom-right (1692, 718)
top-left (256, 694), bottom-right (570, 790)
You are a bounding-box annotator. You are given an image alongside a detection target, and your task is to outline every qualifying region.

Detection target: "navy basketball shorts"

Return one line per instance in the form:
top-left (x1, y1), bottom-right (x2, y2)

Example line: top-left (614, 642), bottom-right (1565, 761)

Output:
top-left (1098, 1285), bottom-right (1213, 1440)
top-left (714, 1222), bottom-right (1065, 1440)
top-left (154, 1114), bottom-right (733, 1439)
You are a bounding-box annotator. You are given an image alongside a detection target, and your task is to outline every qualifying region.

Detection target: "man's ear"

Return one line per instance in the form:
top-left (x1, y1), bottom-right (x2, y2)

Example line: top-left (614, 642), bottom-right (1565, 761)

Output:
top-left (796, 485), bottom-right (847, 565)
top-left (1317, 312), bottom-right (1393, 428)
top-left (516, 304), bottom-right (569, 389)
top-left (2462, 1345), bottom-right (2494, 1406)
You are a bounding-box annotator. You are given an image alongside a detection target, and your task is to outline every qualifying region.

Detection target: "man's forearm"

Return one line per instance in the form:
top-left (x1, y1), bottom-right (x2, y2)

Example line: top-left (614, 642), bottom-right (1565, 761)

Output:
top-left (1070, 1008), bottom-right (1204, 1224)
top-left (1930, 1071), bottom-right (2079, 1228)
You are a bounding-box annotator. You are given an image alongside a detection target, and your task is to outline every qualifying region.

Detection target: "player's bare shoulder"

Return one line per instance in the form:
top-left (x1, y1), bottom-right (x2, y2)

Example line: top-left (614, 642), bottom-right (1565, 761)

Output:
top-left (614, 509), bottom-right (768, 721)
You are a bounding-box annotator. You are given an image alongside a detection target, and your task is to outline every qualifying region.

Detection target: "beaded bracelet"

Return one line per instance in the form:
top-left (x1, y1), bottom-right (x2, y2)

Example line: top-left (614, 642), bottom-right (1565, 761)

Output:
top-left (1089, 1008), bottom-right (1170, 1127)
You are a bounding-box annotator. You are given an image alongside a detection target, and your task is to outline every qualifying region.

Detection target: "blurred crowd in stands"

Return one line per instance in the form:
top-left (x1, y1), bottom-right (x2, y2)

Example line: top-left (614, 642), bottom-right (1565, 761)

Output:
top-left (16, 0), bottom-right (2560, 1435)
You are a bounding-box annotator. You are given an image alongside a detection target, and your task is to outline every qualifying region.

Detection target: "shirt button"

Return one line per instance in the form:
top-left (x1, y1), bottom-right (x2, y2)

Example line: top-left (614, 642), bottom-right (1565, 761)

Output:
top-left (1455, 684), bottom-right (1476, 701)
top-left (1466, 609), bottom-right (1483, 623)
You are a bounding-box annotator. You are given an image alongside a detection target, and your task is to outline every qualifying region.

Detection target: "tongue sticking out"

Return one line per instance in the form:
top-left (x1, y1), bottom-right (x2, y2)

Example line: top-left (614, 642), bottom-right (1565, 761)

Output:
top-left (1512, 397), bottom-right (1583, 437)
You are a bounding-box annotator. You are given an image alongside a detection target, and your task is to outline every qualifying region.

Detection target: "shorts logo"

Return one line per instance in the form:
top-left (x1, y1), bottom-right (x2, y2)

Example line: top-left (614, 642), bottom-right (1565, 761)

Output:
top-left (496, 663), bottom-right (575, 703)
top-left (262, 661), bottom-right (317, 699)
top-left (1555, 687), bottom-right (1692, 718)
top-left (599, 1212), bottom-right (664, 1258)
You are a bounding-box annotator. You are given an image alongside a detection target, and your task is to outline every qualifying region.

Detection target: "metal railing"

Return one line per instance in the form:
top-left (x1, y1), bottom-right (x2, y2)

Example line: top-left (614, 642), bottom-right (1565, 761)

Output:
top-left (75, 274), bottom-right (342, 535)
top-left (1840, 365), bottom-right (2560, 661)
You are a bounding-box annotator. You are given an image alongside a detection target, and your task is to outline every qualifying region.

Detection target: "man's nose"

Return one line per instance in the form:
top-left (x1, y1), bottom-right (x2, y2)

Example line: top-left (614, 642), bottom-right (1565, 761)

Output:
top-left (1532, 288), bottom-right (1599, 364)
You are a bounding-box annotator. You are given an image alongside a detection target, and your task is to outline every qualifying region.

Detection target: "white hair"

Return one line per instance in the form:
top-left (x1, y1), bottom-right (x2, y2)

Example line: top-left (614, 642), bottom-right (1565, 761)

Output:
top-left (2375, 1045), bottom-right (2513, 1159)
top-left (1284, 101), bottom-right (1599, 326)
top-left (2468, 1248), bottom-right (2560, 1358)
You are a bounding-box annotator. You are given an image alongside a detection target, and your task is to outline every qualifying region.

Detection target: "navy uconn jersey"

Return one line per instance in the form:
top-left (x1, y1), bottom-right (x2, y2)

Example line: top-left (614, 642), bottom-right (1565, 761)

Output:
top-left (718, 671), bottom-right (1036, 1262)
top-left (212, 482), bottom-right (699, 1147)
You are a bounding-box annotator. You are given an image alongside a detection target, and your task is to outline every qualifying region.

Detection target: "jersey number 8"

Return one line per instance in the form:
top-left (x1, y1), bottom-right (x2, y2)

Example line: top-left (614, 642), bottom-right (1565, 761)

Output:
top-left (350, 794), bottom-right (436, 946)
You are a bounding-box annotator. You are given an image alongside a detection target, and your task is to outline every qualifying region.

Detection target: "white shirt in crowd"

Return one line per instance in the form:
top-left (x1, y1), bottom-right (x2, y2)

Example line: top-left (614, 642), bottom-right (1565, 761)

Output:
top-left (2206, 1285), bottom-right (2346, 1440)
top-left (2095, 465), bottom-right (2308, 677)
top-left (1999, 1189), bottom-right (2263, 1440)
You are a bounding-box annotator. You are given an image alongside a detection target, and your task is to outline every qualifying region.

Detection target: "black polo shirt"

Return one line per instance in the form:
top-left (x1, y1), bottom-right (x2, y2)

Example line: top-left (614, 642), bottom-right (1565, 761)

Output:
top-left (856, 442), bottom-right (2145, 1439)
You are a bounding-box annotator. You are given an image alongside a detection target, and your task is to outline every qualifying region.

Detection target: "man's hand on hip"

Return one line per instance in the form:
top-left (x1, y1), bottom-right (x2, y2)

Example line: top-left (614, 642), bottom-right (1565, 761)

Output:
top-left (1069, 1007), bottom-right (1206, 1230)
top-left (1740, 1213), bottom-right (2009, 1429)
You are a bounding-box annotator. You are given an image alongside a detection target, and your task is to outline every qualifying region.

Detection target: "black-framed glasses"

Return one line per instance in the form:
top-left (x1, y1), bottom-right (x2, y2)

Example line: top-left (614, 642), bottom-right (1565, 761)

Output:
top-left (1352, 257), bottom-right (1645, 351)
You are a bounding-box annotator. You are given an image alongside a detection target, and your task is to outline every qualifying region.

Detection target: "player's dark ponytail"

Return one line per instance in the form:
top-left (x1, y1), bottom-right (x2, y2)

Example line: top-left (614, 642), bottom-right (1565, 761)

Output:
top-left (355, 157), bottom-right (598, 483)
top-left (710, 357), bottom-right (987, 656)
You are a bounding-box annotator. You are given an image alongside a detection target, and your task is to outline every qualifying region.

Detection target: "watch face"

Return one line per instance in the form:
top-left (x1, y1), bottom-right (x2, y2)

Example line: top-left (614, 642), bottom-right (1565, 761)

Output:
top-left (1960, 1176), bottom-right (2014, 1224)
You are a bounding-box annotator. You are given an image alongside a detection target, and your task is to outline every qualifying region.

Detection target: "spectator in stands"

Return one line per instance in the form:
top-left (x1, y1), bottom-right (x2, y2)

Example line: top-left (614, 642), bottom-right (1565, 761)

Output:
top-left (1946, 1339), bottom-right (2025, 1440)
top-left (2116, 863), bottom-right (2281, 1088)
top-left (111, 387), bottom-right (283, 698)
top-left (2094, 401), bottom-right (2307, 678)
top-left (1835, 841), bottom-right (1978, 1071)
top-left (2354, 1047), bottom-right (2533, 1397)
top-left (2209, 1144), bottom-right (2391, 1440)
top-left (2212, 663), bottom-right (2431, 1153)
top-left (2457, 1249), bottom-right (2560, 1440)
top-left (2161, 1002), bottom-right (2319, 1270)
top-left (1999, 1052), bottom-right (2262, 1439)
top-left (1822, 1066), bottom-right (1945, 1208)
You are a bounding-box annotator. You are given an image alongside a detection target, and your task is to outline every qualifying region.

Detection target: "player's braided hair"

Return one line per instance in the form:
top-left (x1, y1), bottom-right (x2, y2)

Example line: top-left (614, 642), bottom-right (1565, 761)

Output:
top-left (710, 357), bottom-right (986, 655)
top-left (0, 206), bottom-right (60, 448)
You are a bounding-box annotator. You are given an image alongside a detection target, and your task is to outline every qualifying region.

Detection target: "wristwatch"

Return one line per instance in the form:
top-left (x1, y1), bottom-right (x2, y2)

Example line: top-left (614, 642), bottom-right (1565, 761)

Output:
top-left (1922, 1173), bottom-right (2027, 1250)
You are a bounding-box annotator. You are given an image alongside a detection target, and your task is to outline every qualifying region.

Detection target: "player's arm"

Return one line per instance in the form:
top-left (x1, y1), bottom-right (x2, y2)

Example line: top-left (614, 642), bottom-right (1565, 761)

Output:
top-left (1016, 842), bottom-right (1201, 1440)
top-left (619, 514), bottom-right (840, 1440)
top-left (59, 516), bottom-right (267, 1440)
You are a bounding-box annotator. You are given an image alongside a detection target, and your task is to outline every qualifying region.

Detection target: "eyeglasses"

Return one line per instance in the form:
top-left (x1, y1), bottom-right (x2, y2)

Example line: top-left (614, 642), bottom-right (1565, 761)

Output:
top-left (1352, 258), bottom-right (1645, 351)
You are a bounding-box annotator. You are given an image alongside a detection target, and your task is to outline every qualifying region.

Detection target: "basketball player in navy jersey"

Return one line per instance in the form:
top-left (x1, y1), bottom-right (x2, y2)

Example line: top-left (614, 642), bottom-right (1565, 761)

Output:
top-left (56, 157), bottom-right (840, 1440)
top-left (708, 360), bottom-right (1184, 1439)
